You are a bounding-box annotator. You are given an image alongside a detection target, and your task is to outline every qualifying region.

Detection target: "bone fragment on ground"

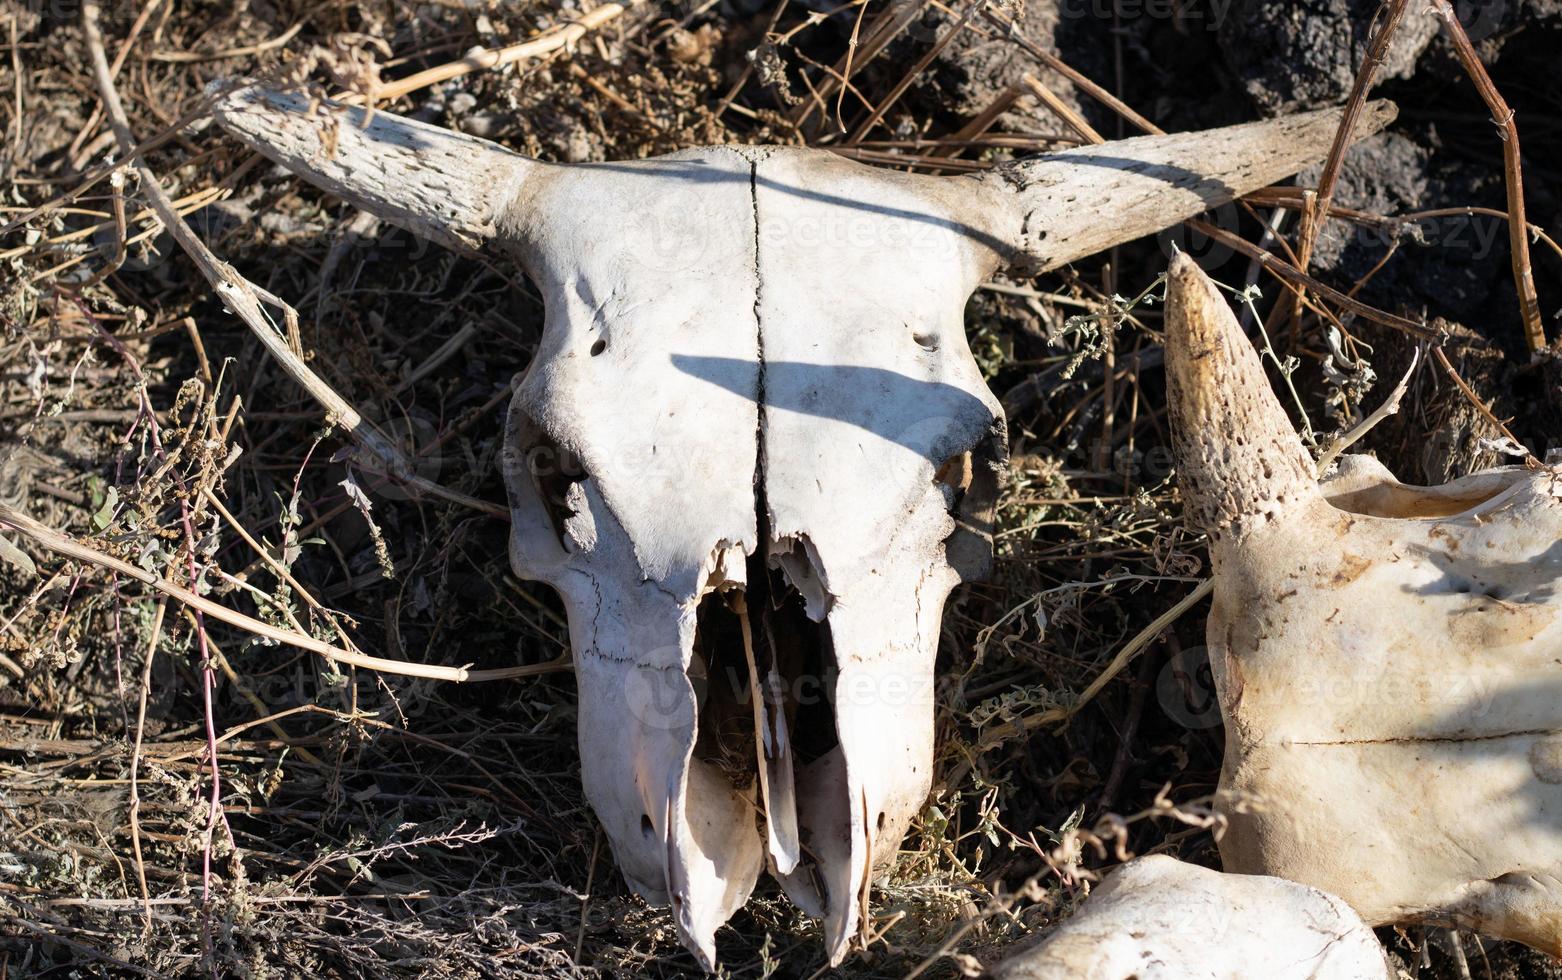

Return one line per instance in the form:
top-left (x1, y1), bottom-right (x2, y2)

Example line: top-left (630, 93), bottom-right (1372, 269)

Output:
top-left (211, 80), bottom-right (1395, 968)
top-left (1165, 252), bottom-right (1562, 957)
top-left (986, 856), bottom-right (1393, 980)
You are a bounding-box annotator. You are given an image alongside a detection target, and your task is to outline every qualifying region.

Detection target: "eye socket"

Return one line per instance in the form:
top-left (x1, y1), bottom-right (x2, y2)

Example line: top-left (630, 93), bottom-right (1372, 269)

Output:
top-left (590, 339), bottom-right (607, 357)
top-left (510, 410), bottom-right (588, 551)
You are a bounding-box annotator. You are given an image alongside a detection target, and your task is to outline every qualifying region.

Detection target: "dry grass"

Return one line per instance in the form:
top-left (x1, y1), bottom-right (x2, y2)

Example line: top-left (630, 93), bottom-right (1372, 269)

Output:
top-left (0, 1), bottom-right (1553, 977)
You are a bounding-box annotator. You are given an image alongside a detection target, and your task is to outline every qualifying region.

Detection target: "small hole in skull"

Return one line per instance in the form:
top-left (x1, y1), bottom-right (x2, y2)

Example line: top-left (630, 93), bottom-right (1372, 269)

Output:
top-left (640, 814), bottom-right (654, 838)
top-left (876, 811), bottom-right (886, 832)
top-left (590, 338), bottom-right (607, 356)
top-left (912, 331), bottom-right (938, 351)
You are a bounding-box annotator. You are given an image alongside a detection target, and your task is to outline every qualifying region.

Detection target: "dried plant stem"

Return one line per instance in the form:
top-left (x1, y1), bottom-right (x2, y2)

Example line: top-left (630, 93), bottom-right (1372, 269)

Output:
top-left (1244, 188), bottom-right (1562, 264)
top-left (1432, 345), bottom-right (1533, 461)
top-left (182, 608), bottom-right (327, 767)
top-left (948, 578), bottom-right (1215, 794)
top-left (352, 0), bottom-right (642, 105)
top-left (81, 1), bottom-right (506, 521)
top-left (80, 299), bottom-right (227, 923)
top-left (0, 503), bottom-right (566, 683)
top-left (1317, 348), bottom-right (1421, 471)
top-left (200, 487), bottom-right (350, 627)
top-left (846, 0), bottom-right (982, 143)
top-left (0, 102), bottom-right (213, 239)
top-left (1187, 219), bottom-right (1435, 339)
top-left (149, 21), bottom-right (303, 63)
top-left (1022, 73), bottom-right (1104, 146)
top-left (1430, 0), bottom-right (1546, 351)
top-left (982, 7), bottom-right (1162, 136)
top-left (1293, 0), bottom-right (1409, 277)
top-left (792, 0), bottom-right (929, 131)
top-left (127, 597), bottom-right (166, 935)
top-left (8, 14), bottom-right (20, 151)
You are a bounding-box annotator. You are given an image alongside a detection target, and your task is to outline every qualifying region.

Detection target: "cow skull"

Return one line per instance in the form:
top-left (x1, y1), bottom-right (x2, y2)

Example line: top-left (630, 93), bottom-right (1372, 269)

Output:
top-left (986, 856), bottom-right (1393, 979)
top-left (213, 83), bottom-right (1393, 967)
top-left (1166, 254), bottom-right (1562, 956)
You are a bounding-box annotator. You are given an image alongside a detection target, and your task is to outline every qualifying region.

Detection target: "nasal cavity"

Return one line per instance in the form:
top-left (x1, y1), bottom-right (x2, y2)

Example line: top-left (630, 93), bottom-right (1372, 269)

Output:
top-left (687, 558), bottom-right (841, 778)
top-left (690, 590), bottom-right (759, 782)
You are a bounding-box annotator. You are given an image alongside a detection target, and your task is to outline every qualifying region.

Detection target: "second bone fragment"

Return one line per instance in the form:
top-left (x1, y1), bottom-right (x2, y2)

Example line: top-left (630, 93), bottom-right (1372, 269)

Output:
top-left (1166, 252), bottom-right (1562, 957)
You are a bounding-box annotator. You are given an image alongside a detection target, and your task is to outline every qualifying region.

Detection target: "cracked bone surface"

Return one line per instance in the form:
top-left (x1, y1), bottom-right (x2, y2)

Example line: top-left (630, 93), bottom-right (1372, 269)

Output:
top-left (1165, 253), bottom-right (1562, 956)
top-left (212, 81), bottom-right (1394, 967)
top-left (986, 856), bottom-right (1392, 980)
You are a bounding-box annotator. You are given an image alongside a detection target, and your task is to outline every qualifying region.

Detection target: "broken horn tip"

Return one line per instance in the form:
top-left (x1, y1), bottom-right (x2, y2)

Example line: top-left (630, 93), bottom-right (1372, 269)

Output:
top-left (1167, 251), bottom-right (1202, 282)
top-left (1165, 255), bottom-right (1227, 349)
top-left (1165, 256), bottom-right (1320, 535)
top-left (1350, 98), bottom-right (1399, 138)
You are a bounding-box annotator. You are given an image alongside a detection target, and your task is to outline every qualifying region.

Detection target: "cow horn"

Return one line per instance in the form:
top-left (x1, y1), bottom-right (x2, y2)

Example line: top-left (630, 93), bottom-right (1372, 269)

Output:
top-left (209, 80), bottom-right (540, 255)
top-left (1164, 253), bottom-right (1322, 548)
top-left (977, 101), bottom-right (1397, 275)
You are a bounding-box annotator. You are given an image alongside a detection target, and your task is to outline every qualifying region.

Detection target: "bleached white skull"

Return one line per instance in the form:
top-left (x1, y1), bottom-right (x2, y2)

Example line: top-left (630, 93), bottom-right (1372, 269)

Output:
top-left (214, 83), bottom-right (1393, 967)
top-left (1165, 254), bottom-right (1562, 956)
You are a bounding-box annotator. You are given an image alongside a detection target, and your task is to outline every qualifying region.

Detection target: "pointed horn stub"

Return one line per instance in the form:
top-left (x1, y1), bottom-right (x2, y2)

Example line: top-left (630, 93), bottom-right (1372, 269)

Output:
top-left (1165, 254), bottom-right (1320, 547)
top-left (208, 80), bottom-right (537, 254)
top-left (982, 100), bottom-right (1397, 274)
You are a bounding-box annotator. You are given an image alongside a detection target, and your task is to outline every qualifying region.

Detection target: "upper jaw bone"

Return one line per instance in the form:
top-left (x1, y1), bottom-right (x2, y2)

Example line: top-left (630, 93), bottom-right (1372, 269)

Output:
top-left (210, 80), bottom-right (1396, 968)
top-left (1166, 253), bottom-right (1562, 956)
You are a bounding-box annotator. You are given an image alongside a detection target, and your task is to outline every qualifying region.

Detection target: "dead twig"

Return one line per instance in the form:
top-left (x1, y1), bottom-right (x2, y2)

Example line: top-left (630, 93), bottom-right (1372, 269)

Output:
top-left (0, 502), bottom-right (568, 683)
top-left (791, 0), bottom-right (929, 132)
top-left (1292, 0), bottom-right (1410, 280)
top-left (846, 0), bottom-right (983, 144)
top-left (1432, 345), bottom-right (1534, 463)
top-left (353, 0), bottom-right (643, 105)
top-left (1022, 73), bottom-right (1103, 146)
top-left (981, 7), bottom-right (1161, 136)
top-left (1430, 0), bottom-right (1546, 352)
top-left (1187, 219), bottom-right (1436, 340)
top-left (126, 597), bottom-right (166, 936)
top-left (81, 1), bottom-right (506, 520)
